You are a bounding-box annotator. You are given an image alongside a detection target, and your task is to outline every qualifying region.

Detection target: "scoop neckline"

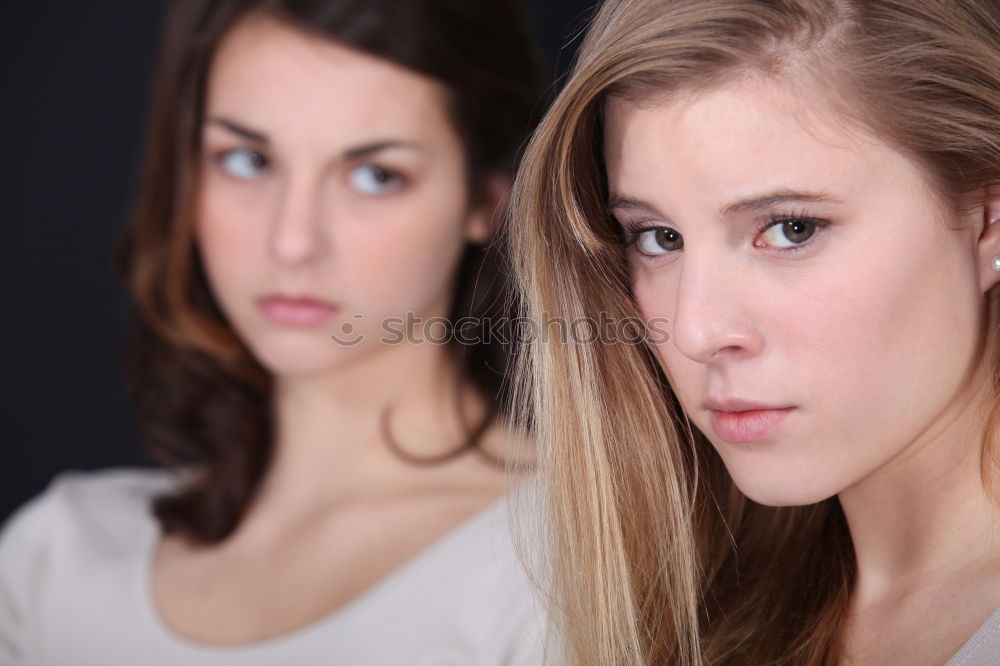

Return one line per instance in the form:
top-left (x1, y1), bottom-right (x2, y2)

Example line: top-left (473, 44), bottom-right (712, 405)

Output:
top-left (132, 490), bottom-right (510, 654)
top-left (945, 602), bottom-right (1000, 665)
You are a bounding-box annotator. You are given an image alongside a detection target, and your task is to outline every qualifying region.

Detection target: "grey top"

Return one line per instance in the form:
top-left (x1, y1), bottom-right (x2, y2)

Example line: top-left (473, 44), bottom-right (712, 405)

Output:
top-left (944, 604), bottom-right (1000, 666)
top-left (0, 468), bottom-right (548, 666)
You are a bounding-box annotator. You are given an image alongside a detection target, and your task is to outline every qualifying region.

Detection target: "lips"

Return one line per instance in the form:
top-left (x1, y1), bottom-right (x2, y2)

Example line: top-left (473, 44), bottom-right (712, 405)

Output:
top-left (708, 407), bottom-right (794, 443)
top-left (257, 294), bottom-right (338, 327)
top-left (701, 397), bottom-right (785, 412)
top-left (700, 396), bottom-right (795, 443)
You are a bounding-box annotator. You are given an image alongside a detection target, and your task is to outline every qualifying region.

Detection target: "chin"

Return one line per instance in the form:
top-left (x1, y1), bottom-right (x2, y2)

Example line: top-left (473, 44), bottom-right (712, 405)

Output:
top-left (725, 466), bottom-right (841, 508)
top-left (246, 337), bottom-right (358, 377)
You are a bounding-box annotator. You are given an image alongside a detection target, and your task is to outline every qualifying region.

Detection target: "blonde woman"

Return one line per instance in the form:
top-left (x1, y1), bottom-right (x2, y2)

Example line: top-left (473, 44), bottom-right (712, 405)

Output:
top-left (509, 0), bottom-right (1000, 664)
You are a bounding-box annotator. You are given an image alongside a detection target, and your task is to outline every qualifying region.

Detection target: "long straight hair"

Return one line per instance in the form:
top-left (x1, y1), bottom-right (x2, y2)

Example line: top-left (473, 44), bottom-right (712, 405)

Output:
top-left (508, 1), bottom-right (1000, 663)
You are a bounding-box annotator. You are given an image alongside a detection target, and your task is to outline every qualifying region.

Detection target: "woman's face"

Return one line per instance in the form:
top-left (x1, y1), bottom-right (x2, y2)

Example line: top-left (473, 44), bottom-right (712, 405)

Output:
top-left (604, 75), bottom-right (998, 506)
top-left (195, 14), bottom-right (491, 377)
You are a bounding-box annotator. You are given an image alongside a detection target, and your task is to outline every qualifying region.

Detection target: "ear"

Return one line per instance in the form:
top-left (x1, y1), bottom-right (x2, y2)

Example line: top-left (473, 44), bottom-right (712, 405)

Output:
top-left (977, 183), bottom-right (1000, 294)
top-left (463, 175), bottom-right (511, 245)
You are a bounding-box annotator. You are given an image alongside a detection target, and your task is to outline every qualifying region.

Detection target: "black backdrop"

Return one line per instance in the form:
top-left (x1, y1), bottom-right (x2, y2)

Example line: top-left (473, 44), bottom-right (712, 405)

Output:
top-left (3, 1), bottom-right (597, 523)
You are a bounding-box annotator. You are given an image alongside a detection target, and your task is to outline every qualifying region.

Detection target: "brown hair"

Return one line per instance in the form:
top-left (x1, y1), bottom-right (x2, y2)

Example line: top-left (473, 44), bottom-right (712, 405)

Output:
top-left (115, 0), bottom-right (547, 544)
top-left (508, 0), bottom-right (1000, 663)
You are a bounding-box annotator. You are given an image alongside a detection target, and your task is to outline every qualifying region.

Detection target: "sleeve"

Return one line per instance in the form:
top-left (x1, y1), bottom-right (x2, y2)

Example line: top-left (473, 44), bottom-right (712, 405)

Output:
top-left (0, 486), bottom-right (57, 666)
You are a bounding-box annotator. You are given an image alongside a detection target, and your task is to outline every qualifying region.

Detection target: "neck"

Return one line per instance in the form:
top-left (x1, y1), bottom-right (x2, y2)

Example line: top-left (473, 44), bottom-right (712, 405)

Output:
top-left (838, 364), bottom-right (1000, 607)
top-left (254, 337), bottom-right (489, 515)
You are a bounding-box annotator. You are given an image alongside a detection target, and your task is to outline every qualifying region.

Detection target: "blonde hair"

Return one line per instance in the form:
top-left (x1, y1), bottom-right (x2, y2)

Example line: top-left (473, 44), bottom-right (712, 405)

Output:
top-left (508, 1), bottom-right (1000, 663)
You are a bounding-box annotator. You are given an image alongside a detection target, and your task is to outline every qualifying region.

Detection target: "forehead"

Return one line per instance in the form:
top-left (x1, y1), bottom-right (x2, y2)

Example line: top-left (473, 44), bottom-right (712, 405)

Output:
top-left (603, 74), bottom-right (935, 214)
top-left (204, 13), bottom-right (453, 146)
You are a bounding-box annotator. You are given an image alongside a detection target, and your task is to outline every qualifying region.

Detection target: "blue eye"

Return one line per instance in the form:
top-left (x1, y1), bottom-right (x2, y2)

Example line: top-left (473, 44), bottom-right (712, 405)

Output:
top-left (219, 148), bottom-right (269, 180)
top-left (348, 164), bottom-right (403, 195)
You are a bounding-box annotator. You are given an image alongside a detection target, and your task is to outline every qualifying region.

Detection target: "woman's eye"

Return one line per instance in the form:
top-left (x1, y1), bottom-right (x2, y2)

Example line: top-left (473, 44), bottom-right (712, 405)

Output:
top-left (635, 227), bottom-right (683, 255)
top-left (759, 218), bottom-right (820, 248)
top-left (218, 148), bottom-right (269, 180)
top-left (348, 164), bottom-right (403, 195)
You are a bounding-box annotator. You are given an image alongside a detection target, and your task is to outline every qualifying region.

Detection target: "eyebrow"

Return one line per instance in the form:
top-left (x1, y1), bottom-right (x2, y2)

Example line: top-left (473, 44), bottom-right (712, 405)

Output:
top-left (607, 189), bottom-right (842, 218)
top-left (204, 116), bottom-right (424, 158)
top-left (207, 117), bottom-right (268, 144)
top-left (343, 140), bottom-right (423, 159)
top-left (719, 190), bottom-right (842, 215)
top-left (607, 194), bottom-right (662, 216)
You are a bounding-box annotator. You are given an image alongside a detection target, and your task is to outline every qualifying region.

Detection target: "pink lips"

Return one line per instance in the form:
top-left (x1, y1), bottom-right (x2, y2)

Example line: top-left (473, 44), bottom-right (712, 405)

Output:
top-left (257, 294), bottom-right (338, 327)
top-left (708, 407), bottom-right (794, 443)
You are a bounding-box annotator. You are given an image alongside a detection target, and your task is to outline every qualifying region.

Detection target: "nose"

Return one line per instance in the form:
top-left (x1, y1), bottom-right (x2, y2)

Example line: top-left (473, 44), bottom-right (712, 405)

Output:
top-left (268, 176), bottom-right (329, 265)
top-left (669, 250), bottom-right (763, 364)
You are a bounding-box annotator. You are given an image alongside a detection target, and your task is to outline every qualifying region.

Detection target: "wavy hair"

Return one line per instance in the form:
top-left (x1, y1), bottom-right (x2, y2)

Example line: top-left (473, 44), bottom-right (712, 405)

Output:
top-left (116, 0), bottom-right (547, 544)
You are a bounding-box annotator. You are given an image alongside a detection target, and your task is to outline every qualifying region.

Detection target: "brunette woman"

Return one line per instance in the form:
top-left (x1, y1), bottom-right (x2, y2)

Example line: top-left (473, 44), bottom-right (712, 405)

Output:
top-left (0, 1), bottom-right (548, 664)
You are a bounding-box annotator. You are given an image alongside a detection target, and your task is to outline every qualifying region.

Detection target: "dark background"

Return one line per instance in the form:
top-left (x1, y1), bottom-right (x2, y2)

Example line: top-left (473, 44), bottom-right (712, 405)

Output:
top-left (2, 1), bottom-right (597, 523)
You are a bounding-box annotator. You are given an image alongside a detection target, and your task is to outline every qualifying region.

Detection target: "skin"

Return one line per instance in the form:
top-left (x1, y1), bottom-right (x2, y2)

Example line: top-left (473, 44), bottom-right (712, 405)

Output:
top-left (604, 73), bottom-right (1000, 664)
top-left (152, 13), bottom-right (518, 645)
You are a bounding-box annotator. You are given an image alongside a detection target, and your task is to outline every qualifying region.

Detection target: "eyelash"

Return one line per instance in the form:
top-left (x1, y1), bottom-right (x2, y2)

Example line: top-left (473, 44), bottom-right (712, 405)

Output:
top-left (209, 147), bottom-right (270, 176)
top-left (206, 148), bottom-right (409, 193)
top-left (620, 212), bottom-right (831, 261)
top-left (348, 163), bottom-right (408, 195)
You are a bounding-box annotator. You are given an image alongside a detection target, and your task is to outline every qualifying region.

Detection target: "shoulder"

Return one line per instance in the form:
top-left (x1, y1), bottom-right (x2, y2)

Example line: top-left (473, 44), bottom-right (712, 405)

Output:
top-left (0, 467), bottom-right (180, 564)
top-left (0, 467), bottom-right (181, 664)
top-left (4, 466), bottom-right (179, 529)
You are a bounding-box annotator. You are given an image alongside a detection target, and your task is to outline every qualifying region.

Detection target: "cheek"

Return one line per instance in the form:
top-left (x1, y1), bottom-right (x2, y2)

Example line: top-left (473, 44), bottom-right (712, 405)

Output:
top-left (631, 270), bottom-right (702, 405)
top-left (816, 233), bottom-right (982, 442)
top-left (337, 192), bottom-right (470, 317)
top-left (782, 270), bottom-right (892, 429)
top-left (194, 187), bottom-right (269, 310)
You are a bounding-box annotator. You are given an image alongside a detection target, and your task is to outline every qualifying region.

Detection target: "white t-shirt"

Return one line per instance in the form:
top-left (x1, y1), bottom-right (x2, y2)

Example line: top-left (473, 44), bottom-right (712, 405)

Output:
top-left (0, 468), bottom-right (548, 666)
